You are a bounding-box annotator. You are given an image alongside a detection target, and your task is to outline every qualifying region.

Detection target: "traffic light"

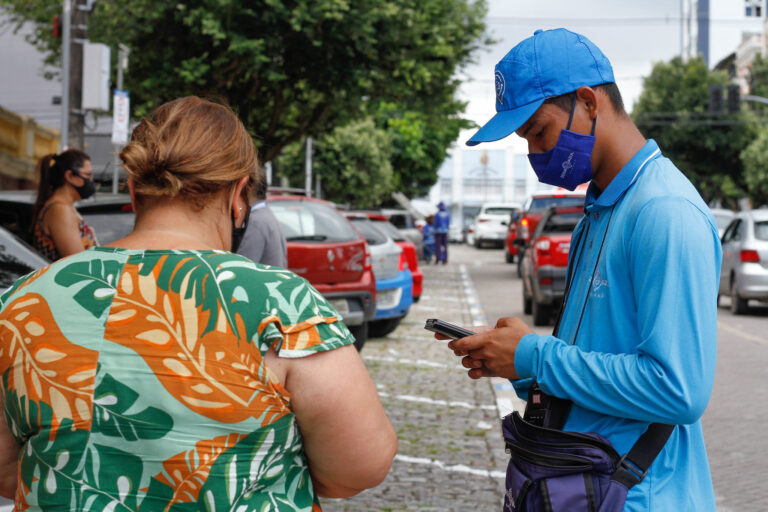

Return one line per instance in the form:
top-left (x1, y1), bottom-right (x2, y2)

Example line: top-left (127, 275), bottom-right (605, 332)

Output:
top-left (708, 84), bottom-right (723, 113)
top-left (727, 84), bottom-right (741, 114)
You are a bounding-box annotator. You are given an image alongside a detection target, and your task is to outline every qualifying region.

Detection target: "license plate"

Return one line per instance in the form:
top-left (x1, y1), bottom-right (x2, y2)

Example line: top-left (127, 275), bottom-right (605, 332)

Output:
top-left (330, 299), bottom-right (350, 317)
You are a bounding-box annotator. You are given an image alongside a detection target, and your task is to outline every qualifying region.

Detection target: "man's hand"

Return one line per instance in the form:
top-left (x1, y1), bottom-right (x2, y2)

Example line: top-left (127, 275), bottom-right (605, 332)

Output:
top-left (446, 317), bottom-right (534, 380)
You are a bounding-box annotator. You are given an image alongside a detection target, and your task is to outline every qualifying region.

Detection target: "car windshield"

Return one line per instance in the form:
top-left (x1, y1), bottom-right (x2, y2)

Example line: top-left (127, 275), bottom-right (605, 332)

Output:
top-left (350, 218), bottom-right (388, 246)
top-left (270, 200), bottom-right (360, 243)
top-left (485, 207), bottom-right (516, 216)
top-left (387, 213), bottom-right (413, 229)
top-left (540, 213), bottom-right (583, 234)
top-left (371, 220), bottom-right (406, 241)
top-left (529, 196), bottom-right (584, 211)
top-left (755, 220), bottom-right (768, 241)
top-left (0, 228), bottom-right (47, 289)
top-left (713, 213), bottom-right (734, 232)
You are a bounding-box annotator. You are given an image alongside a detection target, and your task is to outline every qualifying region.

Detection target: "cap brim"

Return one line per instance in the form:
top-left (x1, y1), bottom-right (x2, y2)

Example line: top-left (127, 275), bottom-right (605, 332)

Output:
top-left (466, 99), bottom-right (545, 146)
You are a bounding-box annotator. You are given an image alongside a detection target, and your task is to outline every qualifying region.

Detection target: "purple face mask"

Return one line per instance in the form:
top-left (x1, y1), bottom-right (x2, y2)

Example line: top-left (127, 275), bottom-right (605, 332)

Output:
top-left (527, 99), bottom-right (596, 191)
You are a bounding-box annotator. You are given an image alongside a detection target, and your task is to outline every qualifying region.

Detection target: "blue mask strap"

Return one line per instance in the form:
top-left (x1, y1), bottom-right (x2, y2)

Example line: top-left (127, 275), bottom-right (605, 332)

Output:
top-left (566, 96), bottom-right (598, 136)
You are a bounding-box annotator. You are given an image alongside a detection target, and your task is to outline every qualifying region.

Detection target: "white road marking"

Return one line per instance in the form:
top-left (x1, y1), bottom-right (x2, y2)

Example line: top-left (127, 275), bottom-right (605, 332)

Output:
top-left (395, 454), bottom-right (506, 479)
top-left (718, 320), bottom-right (768, 347)
top-left (364, 355), bottom-right (464, 370)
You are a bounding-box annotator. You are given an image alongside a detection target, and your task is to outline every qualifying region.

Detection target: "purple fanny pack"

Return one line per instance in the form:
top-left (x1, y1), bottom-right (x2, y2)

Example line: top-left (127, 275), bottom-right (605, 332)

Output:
top-left (502, 411), bottom-right (655, 512)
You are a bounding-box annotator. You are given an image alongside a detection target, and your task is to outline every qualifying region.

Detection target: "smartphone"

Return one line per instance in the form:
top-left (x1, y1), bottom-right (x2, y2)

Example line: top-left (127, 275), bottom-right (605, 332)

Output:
top-left (424, 318), bottom-right (477, 340)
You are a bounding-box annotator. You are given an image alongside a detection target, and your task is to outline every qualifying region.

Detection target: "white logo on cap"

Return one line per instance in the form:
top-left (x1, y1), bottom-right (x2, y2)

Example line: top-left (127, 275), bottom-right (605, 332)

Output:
top-left (495, 70), bottom-right (506, 105)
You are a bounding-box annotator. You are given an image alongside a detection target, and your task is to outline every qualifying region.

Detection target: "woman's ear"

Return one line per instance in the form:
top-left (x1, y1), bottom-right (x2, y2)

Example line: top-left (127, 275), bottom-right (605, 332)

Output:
top-left (231, 175), bottom-right (251, 224)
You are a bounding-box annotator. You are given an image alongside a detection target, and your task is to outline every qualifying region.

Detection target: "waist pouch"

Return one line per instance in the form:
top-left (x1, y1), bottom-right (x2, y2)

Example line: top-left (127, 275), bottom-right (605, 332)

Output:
top-left (502, 411), bottom-right (671, 512)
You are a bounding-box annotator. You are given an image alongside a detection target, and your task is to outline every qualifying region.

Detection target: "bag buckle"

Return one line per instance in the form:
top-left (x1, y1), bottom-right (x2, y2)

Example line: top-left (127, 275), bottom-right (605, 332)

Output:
top-left (616, 454), bottom-right (648, 484)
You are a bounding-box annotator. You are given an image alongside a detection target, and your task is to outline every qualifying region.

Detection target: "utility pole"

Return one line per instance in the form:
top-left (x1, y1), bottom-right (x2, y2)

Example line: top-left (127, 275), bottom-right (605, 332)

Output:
top-left (304, 137), bottom-right (313, 197)
top-left (60, 0), bottom-right (71, 150)
top-left (67, 0), bottom-right (89, 150)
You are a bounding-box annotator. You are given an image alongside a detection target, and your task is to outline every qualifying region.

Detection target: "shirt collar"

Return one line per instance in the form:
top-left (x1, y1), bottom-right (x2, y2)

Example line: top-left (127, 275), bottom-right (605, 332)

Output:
top-left (585, 139), bottom-right (661, 210)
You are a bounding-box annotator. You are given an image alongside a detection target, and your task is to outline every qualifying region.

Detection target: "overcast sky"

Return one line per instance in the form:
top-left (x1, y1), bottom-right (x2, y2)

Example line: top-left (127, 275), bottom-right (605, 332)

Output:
top-left (458, 0), bottom-right (764, 147)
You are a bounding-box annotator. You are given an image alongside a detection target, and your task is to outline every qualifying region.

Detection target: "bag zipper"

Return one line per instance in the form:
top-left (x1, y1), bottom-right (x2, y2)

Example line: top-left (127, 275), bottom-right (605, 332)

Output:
top-left (506, 439), bottom-right (593, 470)
top-left (507, 413), bottom-right (620, 460)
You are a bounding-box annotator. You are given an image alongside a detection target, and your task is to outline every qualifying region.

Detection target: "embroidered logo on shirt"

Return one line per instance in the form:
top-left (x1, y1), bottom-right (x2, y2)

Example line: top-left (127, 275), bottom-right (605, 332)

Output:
top-left (590, 269), bottom-right (609, 299)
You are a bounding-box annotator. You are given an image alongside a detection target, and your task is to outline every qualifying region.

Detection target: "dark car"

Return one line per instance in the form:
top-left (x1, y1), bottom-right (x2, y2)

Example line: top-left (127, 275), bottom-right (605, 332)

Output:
top-left (0, 190), bottom-right (134, 246)
top-left (507, 189), bottom-right (586, 274)
top-left (267, 195), bottom-right (377, 350)
top-left (521, 207), bottom-right (583, 326)
top-left (0, 225), bottom-right (48, 290)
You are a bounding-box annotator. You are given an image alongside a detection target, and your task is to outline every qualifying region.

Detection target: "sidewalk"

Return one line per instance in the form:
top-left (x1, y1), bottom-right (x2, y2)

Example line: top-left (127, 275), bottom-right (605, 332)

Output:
top-left (320, 261), bottom-right (521, 511)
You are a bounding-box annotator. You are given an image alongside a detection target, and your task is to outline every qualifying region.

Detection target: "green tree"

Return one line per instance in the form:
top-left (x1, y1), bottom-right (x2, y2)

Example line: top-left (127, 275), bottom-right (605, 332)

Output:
top-left (278, 118), bottom-right (395, 207)
top-left (748, 54), bottom-right (768, 102)
top-left (633, 56), bottom-right (756, 207)
top-left (371, 100), bottom-right (470, 197)
top-left (1, 0), bottom-right (488, 166)
top-left (740, 128), bottom-right (768, 207)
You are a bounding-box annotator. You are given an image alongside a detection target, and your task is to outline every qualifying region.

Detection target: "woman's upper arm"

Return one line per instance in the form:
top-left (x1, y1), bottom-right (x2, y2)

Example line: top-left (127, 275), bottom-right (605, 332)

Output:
top-left (47, 204), bottom-right (86, 257)
top-left (283, 345), bottom-right (396, 497)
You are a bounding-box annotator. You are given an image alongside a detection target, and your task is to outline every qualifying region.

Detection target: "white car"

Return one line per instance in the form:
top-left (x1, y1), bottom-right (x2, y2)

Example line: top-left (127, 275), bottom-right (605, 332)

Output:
top-left (467, 202), bottom-right (521, 249)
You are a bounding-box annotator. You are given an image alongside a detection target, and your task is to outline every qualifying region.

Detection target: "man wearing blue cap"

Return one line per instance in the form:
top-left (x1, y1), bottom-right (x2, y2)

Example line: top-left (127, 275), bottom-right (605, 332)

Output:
top-left (447, 29), bottom-right (721, 510)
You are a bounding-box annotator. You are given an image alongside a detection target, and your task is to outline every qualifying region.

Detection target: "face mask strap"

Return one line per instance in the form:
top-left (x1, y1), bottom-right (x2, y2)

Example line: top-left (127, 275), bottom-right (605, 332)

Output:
top-left (567, 96), bottom-right (598, 136)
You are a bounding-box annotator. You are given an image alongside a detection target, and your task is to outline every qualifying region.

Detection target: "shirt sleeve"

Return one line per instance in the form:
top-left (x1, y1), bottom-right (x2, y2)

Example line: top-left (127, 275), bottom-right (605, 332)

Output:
top-left (257, 274), bottom-right (355, 358)
top-left (514, 197), bottom-right (721, 425)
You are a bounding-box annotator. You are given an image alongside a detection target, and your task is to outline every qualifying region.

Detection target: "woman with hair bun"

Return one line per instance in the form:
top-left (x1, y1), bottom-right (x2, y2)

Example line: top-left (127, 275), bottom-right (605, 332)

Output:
top-left (0, 96), bottom-right (396, 511)
top-left (32, 149), bottom-right (98, 261)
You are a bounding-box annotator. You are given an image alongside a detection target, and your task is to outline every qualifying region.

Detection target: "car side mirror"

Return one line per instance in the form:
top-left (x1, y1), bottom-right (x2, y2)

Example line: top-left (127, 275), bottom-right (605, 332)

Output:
top-left (501, 221), bottom-right (508, 226)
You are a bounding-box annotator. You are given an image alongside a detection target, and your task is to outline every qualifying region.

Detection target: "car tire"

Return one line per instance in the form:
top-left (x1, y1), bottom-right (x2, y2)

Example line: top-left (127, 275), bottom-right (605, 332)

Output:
top-left (369, 317), bottom-right (403, 338)
top-left (474, 237), bottom-right (482, 249)
top-left (348, 322), bottom-right (369, 351)
top-left (522, 284), bottom-right (532, 315)
top-left (516, 249), bottom-right (525, 278)
top-left (505, 250), bottom-right (514, 264)
top-left (730, 278), bottom-right (748, 315)
top-left (532, 300), bottom-right (551, 326)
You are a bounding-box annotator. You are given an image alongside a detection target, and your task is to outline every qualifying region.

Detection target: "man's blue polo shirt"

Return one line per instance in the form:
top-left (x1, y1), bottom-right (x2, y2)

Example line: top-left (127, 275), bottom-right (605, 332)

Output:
top-left (513, 140), bottom-right (721, 511)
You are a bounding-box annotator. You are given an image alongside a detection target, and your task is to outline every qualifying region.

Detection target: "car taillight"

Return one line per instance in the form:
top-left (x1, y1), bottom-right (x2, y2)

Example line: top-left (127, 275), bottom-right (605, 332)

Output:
top-left (364, 247), bottom-right (373, 271)
top-left (540, 277), bottom-right (553, 285)
top-left (740, 249), bottom-right (760, 263)
top-left (399, 252), bottom-right (408, 271)
top-left (521, 218), bottom-right (529, 227)
top-left (477, 218), bottom-right (489, 223)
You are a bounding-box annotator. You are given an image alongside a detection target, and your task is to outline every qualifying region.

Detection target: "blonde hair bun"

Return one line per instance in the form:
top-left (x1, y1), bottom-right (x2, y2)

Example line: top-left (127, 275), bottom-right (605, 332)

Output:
top-left (120, 96), bottom-right (259, 203)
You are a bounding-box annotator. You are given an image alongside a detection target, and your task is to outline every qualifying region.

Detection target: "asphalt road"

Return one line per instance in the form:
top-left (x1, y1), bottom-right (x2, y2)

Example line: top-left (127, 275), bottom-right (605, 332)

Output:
top-left (450, 242), bottom-right (768, 511)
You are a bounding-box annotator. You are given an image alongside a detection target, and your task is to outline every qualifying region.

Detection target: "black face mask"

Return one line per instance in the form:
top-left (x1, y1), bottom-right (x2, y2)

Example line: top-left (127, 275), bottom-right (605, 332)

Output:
top-left (70, 171), bottom-right (95, 200)
top-left (231, 204), bottom-right (251, 253)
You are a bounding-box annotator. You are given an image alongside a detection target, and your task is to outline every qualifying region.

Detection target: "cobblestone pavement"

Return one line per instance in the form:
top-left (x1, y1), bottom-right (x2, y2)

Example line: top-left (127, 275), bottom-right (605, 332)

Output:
top-left (320, 262), bottom-right (510, 512)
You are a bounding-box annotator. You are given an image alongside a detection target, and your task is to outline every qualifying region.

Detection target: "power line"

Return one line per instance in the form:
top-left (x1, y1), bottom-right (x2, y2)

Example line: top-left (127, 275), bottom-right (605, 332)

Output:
top-left (489, 16), bottom-right (762, 26)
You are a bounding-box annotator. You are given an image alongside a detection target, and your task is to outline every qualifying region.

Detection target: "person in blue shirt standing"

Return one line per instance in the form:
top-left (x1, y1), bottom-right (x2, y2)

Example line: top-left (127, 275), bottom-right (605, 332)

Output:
top-left (421, 215), bottom-right (436, 263)
top-left (446, 29), bottom-right (721, 511)
top-left (433, 202), bottom-right (451, 264)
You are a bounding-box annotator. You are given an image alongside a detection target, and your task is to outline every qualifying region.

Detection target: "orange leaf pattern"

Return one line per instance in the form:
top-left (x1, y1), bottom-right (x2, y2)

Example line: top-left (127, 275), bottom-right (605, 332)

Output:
top-left (0, 293), bottom-right (97, 435)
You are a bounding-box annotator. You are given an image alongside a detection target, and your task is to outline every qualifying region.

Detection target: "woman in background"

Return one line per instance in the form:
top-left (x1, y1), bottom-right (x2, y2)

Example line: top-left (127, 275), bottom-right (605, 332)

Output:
top-left (32, 149), bottom-right (98, 261)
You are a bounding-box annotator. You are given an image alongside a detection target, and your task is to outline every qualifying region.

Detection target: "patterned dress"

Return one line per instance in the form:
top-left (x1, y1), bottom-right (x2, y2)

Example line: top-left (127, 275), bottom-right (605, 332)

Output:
top-left (33, 202), bottom-right (98, 261)
top-left (0, 248), bottom-right (354, 511)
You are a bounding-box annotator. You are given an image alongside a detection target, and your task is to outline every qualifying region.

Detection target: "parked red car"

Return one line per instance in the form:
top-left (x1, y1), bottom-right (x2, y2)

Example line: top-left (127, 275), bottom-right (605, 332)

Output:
top-left (506, 188), bottom-right (587, 273)
top-left (520, 207), bottom-right (584, 326)
top-left (363, 213), bottom-right (423, 302)
top-left (267, 195), bottom-right (376, 350)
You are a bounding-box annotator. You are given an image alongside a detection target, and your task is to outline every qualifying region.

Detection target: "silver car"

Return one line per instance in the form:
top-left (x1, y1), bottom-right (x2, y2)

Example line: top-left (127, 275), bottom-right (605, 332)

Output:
top-left (719, 209), bottom-right (768, 314)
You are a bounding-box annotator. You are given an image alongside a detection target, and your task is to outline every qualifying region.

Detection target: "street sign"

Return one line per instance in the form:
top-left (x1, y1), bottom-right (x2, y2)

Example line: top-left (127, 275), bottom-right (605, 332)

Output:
top-left (111, 89), bottom-right (130, 145)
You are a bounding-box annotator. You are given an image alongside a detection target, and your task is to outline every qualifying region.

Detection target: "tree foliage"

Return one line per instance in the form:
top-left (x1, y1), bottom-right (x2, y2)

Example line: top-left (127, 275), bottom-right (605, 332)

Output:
top-left (740, 128), bottom-right (768, 207)
top-left (633, 57), bottom-right (756, 207)
top-left (1, 0), bottom-right (489, 172)
top-left (278, 118), bottom-right (394, 208)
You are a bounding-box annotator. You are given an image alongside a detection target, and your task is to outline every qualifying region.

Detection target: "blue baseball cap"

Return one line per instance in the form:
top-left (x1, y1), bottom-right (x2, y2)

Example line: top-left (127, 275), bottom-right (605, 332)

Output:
top-left (467, 28), bottom-right (614, 146)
